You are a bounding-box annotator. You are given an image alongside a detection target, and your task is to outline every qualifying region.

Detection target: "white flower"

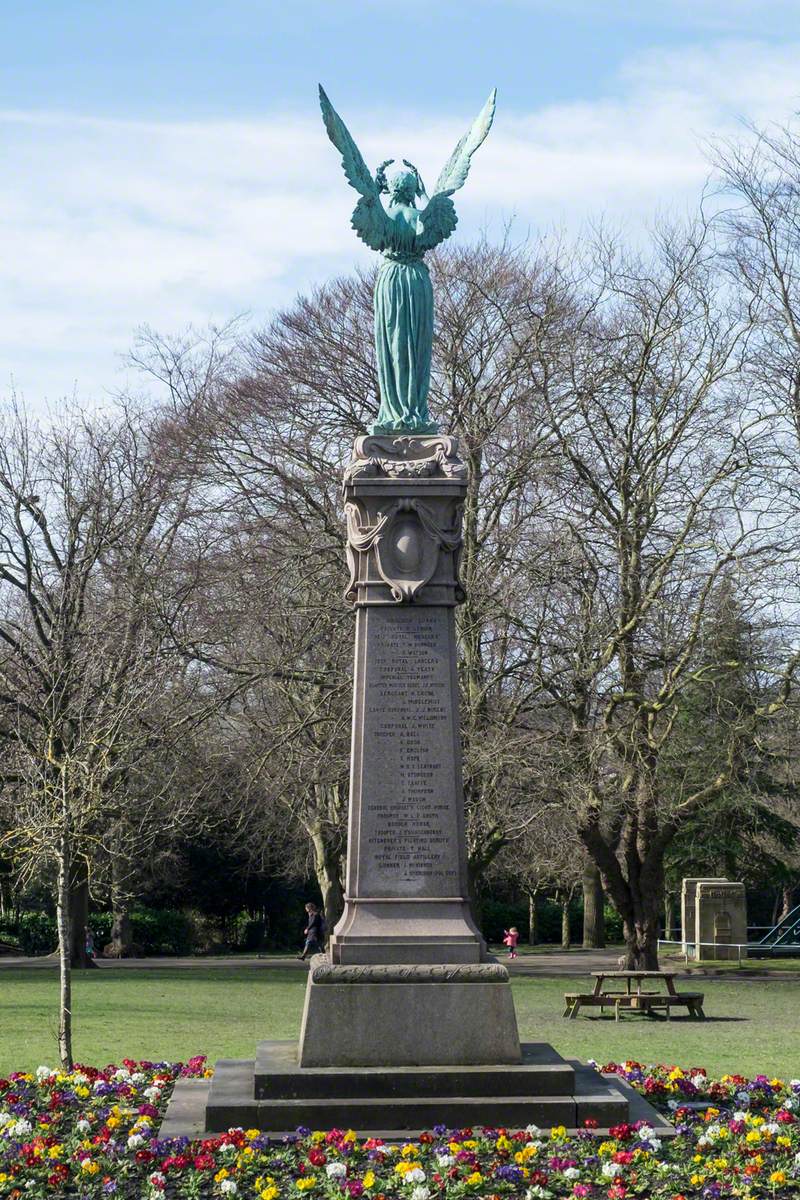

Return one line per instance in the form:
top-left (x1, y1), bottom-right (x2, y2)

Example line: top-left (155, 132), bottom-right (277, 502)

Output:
top-left (127, 1134), bottom-right (145, 1149)
top-left (691, 1073), bottom-right (707, 1088)
top-left (525, 1123), bottom-right (542, 1136)
top-left (764, 1122), bottom-right (780, 1135)
top-left (784, 1096), bottom-right (797, 1111)
top-left (602, 1161), bottom-right (621, 1178)
top-left (563, 1167), bottom-right (580, 1179)
top-left (697, 1135), bottom-right (711, 1148)
top-left (648, 1137), bottom-right (662, 1151)
top-left (790, 1079), bottom-right (800, 1088)
top-left (219, 1143), bottom-right (238, 1156)
top-left (144, 1086), bottom-right (162, 1102)
top-left (220, 1182), bottom-right (238, 1196)
top-left (131, 1072), bottom-right (146, 1084)
top-left (436, 1154), bottom-right (454, 1167)
top-left (526, 1188), bottom-right (550, 1199)
top-left (10, 1119), bottom-right (32, 1137)
top-left (667, 1099), bottom-right (679, 1111)
top-left (733, 1110), bottom-right (748, 1122)
top-left (406, 1168), bottom-right (426, 1184)
top-left (148, 1172), bottom-right (166, 1190)
top-left (72, 1072), bottom-right (89, 1086)
top-left (113, 1069), bottom-right (131, 1082)
top-left (76, 1119), bottom-right (91, 1133)
top-left (35, 1066), bottom-right (53, 1081)
top-left (0, 1112), bottom-right (12, 1130)
top-left (325, 1163), bottom-right (347, 1178)
top-left (411, 1189), bottom-right (430, 1200)
top-left (735, 1091), bottom-right (751, 1107)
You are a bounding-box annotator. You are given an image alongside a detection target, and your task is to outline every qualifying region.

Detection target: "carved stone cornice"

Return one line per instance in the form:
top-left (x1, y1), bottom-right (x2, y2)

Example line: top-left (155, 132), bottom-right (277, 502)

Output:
top-left (308, 954), bottom-right (509, 984)
top-left (345, 435), bottom-right (467, 483)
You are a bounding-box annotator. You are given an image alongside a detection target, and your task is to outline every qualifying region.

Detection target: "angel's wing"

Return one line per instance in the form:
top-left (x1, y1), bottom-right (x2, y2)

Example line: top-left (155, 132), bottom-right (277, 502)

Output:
top-left (319, 85), bottom-right (378, 198)
top-left (432, 89), bottom-right (497, 198)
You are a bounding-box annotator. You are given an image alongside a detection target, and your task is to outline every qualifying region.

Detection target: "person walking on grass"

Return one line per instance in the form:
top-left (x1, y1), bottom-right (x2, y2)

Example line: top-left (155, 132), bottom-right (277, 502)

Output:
top-left (297, 902), bottom-right (326, 960)
top-left (503, 926), bottom-right (519, 959)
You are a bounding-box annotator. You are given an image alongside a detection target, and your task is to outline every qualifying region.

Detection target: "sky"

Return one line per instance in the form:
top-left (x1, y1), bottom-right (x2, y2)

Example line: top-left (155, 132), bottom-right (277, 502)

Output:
top-left (1, 0), bottom-right (800, 406)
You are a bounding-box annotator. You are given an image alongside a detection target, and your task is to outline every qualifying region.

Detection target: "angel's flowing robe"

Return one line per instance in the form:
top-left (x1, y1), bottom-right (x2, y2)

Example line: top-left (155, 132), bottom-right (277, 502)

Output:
top-left (373, 253), bottom-right (434, 433)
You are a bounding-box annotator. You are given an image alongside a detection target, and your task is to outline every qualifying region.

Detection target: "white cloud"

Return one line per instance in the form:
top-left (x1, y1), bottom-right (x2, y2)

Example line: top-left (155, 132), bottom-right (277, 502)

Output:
top-left (1, 38), bottom-right (799, 407)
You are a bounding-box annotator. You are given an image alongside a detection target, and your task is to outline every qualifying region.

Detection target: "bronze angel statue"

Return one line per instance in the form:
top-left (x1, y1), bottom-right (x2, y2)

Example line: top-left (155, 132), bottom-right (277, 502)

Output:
top-left (319, 85), bottom-right (496, 434)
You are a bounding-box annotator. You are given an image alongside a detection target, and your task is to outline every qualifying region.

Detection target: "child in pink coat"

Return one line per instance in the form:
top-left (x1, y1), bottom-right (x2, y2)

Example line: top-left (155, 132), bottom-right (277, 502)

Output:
top-left (503, 927), bottom-right (519, 959)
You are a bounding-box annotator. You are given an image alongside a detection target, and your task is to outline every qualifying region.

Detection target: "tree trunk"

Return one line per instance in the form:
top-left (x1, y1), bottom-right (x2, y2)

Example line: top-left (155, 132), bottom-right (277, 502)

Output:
top-left (104, 856), bottom-right (134, 958)
top-left (527, 891), bottom-right (538, 946)
top-left (582, 861), bottom-right (605, 948)
top-left (308, 822), bottom-right (344, 933)
top-left (56, 826), bottom-right (73, 1068)
top-left (664, 891), bottom-right (676, 941)
top-left (780, 883), bottom-right (797, 920)
top-left (560, 896), bottom-right (571, 950)
top-left (68, 858), bottom-right (94, 969)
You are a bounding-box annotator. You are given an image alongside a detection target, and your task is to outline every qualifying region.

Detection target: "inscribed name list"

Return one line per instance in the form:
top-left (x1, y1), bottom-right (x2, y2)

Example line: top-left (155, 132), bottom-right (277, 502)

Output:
top-left (359, 606), bottom-right (459, 897)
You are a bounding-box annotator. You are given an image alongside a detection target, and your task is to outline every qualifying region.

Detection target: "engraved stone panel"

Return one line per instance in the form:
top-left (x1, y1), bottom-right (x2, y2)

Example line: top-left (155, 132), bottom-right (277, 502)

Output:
top-left (357, 606), bottom-right (460, 898)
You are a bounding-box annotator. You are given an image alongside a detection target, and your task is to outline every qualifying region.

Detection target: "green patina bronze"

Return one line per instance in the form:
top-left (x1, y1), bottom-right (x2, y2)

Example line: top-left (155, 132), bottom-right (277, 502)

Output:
top-left (319, 85), bottom-right (497, 435)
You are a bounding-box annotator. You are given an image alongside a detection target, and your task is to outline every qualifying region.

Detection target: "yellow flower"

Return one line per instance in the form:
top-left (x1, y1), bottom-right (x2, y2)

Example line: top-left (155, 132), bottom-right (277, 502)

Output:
top-left (343, 1130), bottom-right (357, 1144)
top-left (240, 1146), bottom-right (254, 1158)
top-left (769, 1079), bottom-right (783, 1089)
top-left (81, 1161), bottom-right (100, 1175)
top-left (712, 1157), bottom-right (729, 1170)
top-left (75, 1086), bottom-right (90, 1098)
top-left (693, 1155), bottom-right (704, 1163)
top-left (770, 1171), bottom-right (787, 1185)
top-left (401, 1143), bottom-right (418, 1158)
top-left (245, 1129), bottom-right (261, 1139)
top-left (48, 1146), bottom-right (63, 1159)
top-left (395, 1161), bottom-right (423, 1177)
top-left (598, 1141), bottom-right (617, 1157)
top-left (363, 1170), bottom-right (376, 1189)
top-left (496, 1135), bottom-right (512, 1151)
top-left (296, 1178), bottom-right (316, 1191)
top-left (462, 1139), bottom-right (477, 1150)
top-left (0, 1175), bottom-right (8, 1184)
top-left (466, 1172), bottom-right (483, 1185)
top-left (550, 1125), bottom-right (567, 1141)
top-left (717, 1127), bottom-right (730, 1140)
top-left (261, 1190), bottom-right (279, 1200)
top-left (215, 1168), bottom-right (229, 1183)
top-left (691, 1174), bottom-right (705, 1186)
top-left (777, 1135), bottom-right (792, 1148)
top-left (745, 1131), bottom-right (762, 1144)
top-left (448, 1142), bottom-right (461, 1153)
top-left (311, 1132), bottom-right (326, 1144)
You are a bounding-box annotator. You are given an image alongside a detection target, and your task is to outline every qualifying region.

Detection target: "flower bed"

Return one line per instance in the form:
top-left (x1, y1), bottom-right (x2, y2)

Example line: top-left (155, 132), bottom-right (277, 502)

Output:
top-left (0, 1058), bottom-right (798, 1198)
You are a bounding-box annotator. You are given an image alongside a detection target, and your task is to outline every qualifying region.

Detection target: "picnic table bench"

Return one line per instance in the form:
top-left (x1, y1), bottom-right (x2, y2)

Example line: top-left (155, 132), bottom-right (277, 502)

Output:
top-left (563, 970), bottom-right (705, 1020)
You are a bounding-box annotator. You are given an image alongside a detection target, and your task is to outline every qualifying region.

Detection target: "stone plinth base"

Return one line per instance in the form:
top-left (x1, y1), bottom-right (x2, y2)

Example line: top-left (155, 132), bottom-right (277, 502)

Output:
top-left (298, 957), bottom-right (521, 1067)
top-left (158, 1042), bottom-right (676, 1140)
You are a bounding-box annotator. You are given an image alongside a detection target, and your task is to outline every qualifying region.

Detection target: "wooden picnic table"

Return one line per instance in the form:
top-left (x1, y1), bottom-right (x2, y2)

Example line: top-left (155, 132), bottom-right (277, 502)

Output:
top-left (563, 970), bottom-right (705, 1020)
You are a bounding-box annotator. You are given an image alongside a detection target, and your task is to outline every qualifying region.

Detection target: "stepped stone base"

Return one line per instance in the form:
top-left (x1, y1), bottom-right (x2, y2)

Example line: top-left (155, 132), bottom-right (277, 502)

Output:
top-left (159, 1041), bottom-right (675, 1139)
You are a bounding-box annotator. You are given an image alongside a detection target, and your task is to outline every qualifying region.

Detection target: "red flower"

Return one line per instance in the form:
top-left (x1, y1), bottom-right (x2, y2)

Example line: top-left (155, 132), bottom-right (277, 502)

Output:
top-left (419, 1132), bottom-right (434, 1144)
top-left (308, 1149), bottom-right (327, 1167)
top-left (193, 1153), bottom-right (216, 1170)
top-left (583, 1118), bottom-right (599, 1129)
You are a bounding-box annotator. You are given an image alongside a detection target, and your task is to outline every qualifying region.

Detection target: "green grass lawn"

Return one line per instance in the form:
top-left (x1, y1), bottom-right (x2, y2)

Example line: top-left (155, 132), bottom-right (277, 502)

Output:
top-left (2, 966), bottom-right (799, 1079)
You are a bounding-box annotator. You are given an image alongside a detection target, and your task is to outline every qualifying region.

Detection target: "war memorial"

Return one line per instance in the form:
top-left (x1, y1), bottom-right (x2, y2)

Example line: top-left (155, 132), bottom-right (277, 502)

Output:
top-left (161, 85), bottom-right (670, 1140)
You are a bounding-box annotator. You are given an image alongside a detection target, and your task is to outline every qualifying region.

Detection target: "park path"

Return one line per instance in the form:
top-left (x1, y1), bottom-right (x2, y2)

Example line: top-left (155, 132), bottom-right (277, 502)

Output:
top-left (0, 947), bottom-right (795, 979)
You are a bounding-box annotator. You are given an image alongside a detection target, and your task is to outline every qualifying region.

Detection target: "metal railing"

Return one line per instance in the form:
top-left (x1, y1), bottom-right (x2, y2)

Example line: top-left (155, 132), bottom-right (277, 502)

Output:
top-left (658, 937), bottom-right (751, 966)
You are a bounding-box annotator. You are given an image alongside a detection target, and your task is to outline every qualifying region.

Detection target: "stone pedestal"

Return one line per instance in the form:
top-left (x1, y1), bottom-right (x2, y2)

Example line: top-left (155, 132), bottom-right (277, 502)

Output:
top-left (303, 434), bottom-right (520, 1066)
top-left (681, 877), bottom-right (727, 953)
top-left (694, 880), bottom-right (747, 962)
